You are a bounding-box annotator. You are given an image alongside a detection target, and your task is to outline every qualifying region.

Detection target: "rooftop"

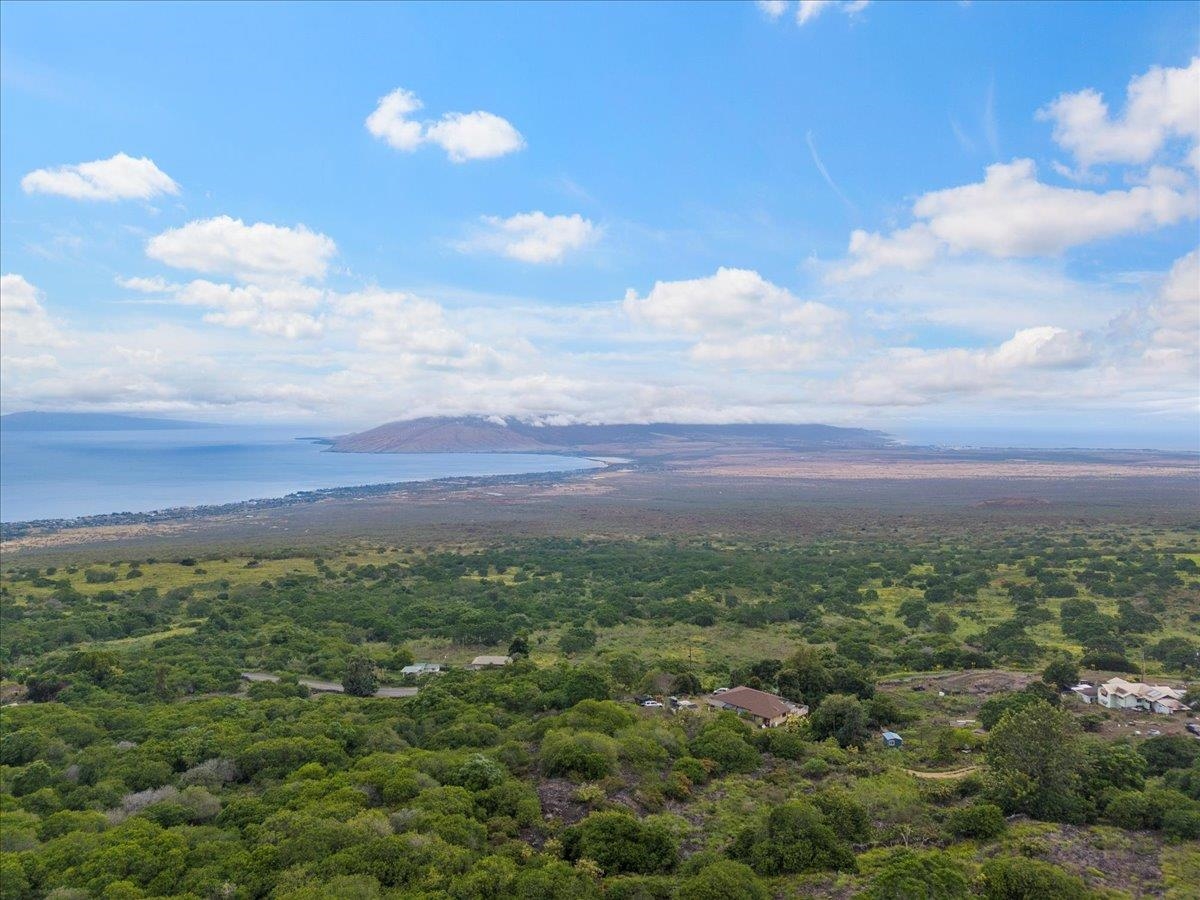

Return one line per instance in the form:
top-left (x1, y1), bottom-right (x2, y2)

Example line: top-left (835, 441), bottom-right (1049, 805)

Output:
top-left (470, 655), bottom-right (512, 666)
top-left (709, 686), bottom-right (801, 720)
top-left (1101, 677), bottom-right (1184, 700)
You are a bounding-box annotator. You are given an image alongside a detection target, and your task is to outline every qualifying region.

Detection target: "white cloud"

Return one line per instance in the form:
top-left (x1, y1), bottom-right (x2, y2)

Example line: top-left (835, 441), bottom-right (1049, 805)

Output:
top-left (834, 159), bottom-right (1196, 279)
top-left (624, 267), bottom-right (846, 369)
top-left (116, 275), bottom-right (175, 293)
top-left (146, 216), bottom-right (337, 283)
top-left (0, 273), bottom-right (69, 347)
top-left (690, 333), bottom-right (831, 370)
top-left (840, 224), bottom-right (941, 278)
top-left (797, 0), bottom-right (833, 23)
top-left (1144, 249), bottom-right (1199, 366)
top-left (463, 212), bottom-right (599, 263)
top-left (366, 87), bottom-right (524, 162)
top-left (425, 112), bottom-right (526, 163)
top-left (846, 326), bottom-right (1091, 406)
top-left (21, 153), bottom-right (179, 201)
top-left (624, 267), bottom-right (797, 334)
top-left (173, 280), bottom-right (325, 340)
top-left (823, 257), bottom-right (1138, 337)
top-left (756, 0), bottom-right (788, 19)
top-left (365, 88), bottom-right (426, 151)
top-left (794, 0), bottom-right (867, 25)
top-left (335, 289), bottom-right (467, 355)
top-left (1038, 58), bottom-right (1200, 171)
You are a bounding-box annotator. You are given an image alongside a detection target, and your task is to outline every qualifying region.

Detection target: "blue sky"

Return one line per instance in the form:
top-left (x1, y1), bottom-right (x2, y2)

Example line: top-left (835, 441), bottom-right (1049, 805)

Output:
top-left (2, 1), bottom-right (1198, 447)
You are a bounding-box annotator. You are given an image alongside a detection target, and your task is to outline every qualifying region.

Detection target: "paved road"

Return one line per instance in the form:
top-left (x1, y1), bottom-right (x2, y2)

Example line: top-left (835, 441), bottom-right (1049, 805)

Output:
top-left (240, 672), bottom-right (417, 698)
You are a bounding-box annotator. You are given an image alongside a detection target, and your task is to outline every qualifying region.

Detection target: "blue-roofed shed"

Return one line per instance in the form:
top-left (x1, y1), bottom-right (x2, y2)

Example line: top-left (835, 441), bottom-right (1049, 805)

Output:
top-left (882, 731), bottom-right (903, 748)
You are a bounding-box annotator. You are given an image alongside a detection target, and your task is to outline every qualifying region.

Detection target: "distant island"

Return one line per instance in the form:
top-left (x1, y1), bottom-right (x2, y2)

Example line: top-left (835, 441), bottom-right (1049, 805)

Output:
top-left (331, 415), bottom-right (893, 454)
top-left (0, 411), bottom-right (214, 431)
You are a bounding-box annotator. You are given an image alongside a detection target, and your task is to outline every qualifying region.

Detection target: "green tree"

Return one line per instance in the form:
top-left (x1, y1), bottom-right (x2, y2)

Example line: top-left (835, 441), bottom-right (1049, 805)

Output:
top-left (985, 700), bottom-right (1087, 823)
top-left (564, 811), bottom-right (678, 875)
top-left (1042, 656), bottom-right (1079, 691)
top-left (866, 850), bottom-right (970, 899)
top-left (978, 691), bottom-right (1046, 731)
top-left (729, 802), bottom-right (856, 876)
top-left (810, 694), bottom-right (870, 748)
top-left (688, 725), bottom-right (760, 775)
top-left (540, 730), bottom-right (618, 780)
top-left (343, 654), bottom-right (379, 697)
top-left (946, 802), bottom-right (1006, 839)
top-left (1139, 735), bottom-right (1199, 776)
top-left (676, 860), bottom-right (767, 900)
top-left (559, 627), bottom-right (598, 655)
top-left (980, 857), bottom-right (1090, 900)
top-left (777, 646), bottom-right (832, 706)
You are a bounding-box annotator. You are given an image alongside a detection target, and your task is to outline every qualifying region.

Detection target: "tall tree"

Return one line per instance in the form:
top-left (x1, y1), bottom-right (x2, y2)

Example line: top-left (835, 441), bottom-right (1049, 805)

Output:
top-left (343, 654), bottom-right (379, 697)
top-left (985, 700), bottom-right (1088, 822)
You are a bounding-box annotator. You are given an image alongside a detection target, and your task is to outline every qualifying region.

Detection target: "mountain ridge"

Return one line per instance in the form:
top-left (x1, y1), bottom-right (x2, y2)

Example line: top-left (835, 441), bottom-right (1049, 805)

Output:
top-left (331, 416), bottom-right (892, 454)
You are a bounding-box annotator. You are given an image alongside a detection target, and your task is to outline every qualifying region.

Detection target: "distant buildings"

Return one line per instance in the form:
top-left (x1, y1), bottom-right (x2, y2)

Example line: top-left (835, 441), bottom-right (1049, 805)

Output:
top-left (706, 686), bottom-right (807, 728)
top-left (1072, 678), bottom-right (1188, 715)
top-left (400, 663), bottom-right (443, 676)
top-left (468, 655), bottom-right (513, 670)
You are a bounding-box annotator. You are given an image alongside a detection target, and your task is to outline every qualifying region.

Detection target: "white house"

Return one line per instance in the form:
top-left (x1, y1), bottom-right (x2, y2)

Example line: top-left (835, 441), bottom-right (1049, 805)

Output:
top-left (1091, 677), bottom-right (1188, 714)
top-left (1069, 682), bottom-right (1098, 704)
top-left (400, 663), bottom-right (443, 676)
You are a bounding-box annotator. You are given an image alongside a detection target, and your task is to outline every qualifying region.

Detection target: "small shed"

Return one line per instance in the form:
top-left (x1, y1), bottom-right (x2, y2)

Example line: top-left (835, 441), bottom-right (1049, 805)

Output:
top-left (882, 731), bottom-right (904, 748)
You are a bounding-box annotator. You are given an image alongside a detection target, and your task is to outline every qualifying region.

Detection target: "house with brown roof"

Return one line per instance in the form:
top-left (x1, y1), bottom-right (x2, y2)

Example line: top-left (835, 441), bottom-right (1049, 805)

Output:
top-left (705, 686), bottom-right (808, 728)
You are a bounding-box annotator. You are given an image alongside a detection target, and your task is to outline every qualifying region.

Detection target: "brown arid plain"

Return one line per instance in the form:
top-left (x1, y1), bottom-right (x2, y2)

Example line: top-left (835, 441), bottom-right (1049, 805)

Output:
top-left (4, 444), bottom-right (1197, 559)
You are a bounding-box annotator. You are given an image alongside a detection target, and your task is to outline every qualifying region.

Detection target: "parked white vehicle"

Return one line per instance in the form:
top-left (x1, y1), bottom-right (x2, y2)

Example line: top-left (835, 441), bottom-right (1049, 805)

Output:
top-left (642, 700), bottom-right (663, 708)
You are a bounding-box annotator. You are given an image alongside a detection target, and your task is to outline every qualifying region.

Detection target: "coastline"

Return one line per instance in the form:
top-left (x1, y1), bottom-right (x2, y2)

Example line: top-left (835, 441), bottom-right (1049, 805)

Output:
top-left (0, 457), bottom-right (627, 541)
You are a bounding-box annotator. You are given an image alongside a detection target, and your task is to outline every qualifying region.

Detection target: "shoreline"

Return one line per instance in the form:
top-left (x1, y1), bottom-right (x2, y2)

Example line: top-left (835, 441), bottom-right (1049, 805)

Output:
top-left (0, 457), bottom-right (626, 541)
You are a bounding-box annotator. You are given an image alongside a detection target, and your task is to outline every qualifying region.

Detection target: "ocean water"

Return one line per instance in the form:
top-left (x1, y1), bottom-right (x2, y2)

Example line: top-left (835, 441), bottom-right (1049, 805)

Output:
top-left (0, 427), bottom-right (601, 522)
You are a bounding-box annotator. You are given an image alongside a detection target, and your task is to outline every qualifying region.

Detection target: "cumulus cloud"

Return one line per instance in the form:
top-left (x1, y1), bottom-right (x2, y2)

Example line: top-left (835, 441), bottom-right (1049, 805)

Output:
top-left (834, 61), bottom-right (1200, 281)
top-left (1038, 58), bottom-right (1200, 171)
top-left (364, 88), bottom-right (426, 151)
top-left (462, 212), bottom-right (599, 263)
top-left (366, 87), bottom-right (524, 162)
top-left (334, 289), bottom-right (468, 355)
top-left (173, 280), bottom-right (325, 340)
top-left (146, 216), bottom-right (337, 283)
top-left (624, 267), bottom-right (845, 369)
top-left (625, 267), bottom-right (795, 334)
top-left (846, 326), bottom-right (1091, 406)
top-left (1144, 249), bottom-right (1199, 366)
top-left (1, 274), bottom-right (69, 347)
top-left (834, 159), bottom-right (1196, 279)
top-left (792, 0), bottom-right (868, 25)
top-left (756, 0), bottom-right (788, 19)
top-left (21, 153), bottom-right (179, 201)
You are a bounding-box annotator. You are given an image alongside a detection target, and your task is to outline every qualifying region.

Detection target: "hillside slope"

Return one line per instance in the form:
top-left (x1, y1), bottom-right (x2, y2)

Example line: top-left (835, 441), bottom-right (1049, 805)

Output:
top-left (331, 417), bottom-right (555, 453)
top-left (331, 416), bottom-right (891, 454)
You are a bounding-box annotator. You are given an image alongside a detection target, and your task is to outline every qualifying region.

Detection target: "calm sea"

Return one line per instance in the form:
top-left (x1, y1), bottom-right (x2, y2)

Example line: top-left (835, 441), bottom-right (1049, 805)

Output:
top-left (0, 427), bottom-right (601, 522)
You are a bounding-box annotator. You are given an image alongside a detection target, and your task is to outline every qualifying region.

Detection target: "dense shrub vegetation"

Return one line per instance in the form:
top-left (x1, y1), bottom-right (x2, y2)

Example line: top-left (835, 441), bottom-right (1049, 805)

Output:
top-left (0, 529), bottom-right (1197, 897)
